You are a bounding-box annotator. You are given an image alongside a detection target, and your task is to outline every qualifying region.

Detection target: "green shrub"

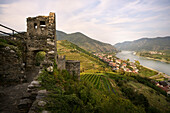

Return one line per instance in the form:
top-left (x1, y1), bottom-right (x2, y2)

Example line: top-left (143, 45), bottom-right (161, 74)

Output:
top-left (35, 51), bottom-right (46, 66)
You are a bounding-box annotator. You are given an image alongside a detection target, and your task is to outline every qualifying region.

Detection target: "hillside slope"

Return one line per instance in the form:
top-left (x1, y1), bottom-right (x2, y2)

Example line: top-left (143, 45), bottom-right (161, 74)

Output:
top-left (57, 40), bottom-right (111, 73)
top-left (114, 36), bottom-right (170, 51)
top-left (57, 30), bottom-right (117, 53)
top-left (33, 40), bottom-right (170, 113)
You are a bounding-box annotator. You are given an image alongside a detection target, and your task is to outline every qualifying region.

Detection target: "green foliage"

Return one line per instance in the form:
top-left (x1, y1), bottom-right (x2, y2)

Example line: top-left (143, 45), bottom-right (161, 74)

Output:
top-left (0, 39), bottom-right (8, 45)
top-left (38, 67), bottom-right (145, 113)
top-left (0, 39), bottom-right (22, 58)
top-left (138, 66), bottom-right (158, 77)
top-left (132, 76), bottom-right (167, 96)
top-left (135, 60), bottom-right (140, 65)
top-left (35, 51), bottom-right (46, 66)
top-left (80, 74), bottom-right (116, 93)
top-left (138, 51), bottom-right (170, 62)
top-left (38, 70), bottom-right (60, 91)
top-left (46, 93), bottom-right (84, 113)
top-left (121, 87), bottom-right (149, 109)
top-left (60, 40), bottom-right (105, 64)
top-left (58, 40), bottom-right (111, 72)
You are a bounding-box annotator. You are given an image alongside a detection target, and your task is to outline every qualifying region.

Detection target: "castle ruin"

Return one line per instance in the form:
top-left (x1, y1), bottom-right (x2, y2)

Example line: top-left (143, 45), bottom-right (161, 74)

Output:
top-left (26, 12), bottom-right (80, 79)
top-left (0, 12), bottom-right (80, 112)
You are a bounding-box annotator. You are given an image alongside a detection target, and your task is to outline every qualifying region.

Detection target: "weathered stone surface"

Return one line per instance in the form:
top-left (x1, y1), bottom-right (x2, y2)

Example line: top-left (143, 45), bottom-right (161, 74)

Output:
top-left (28, 84), bottom-right (35, 89)
top-left (0, 46), bottom-right (26, 85)
top-left (38, 100), bottom-right (46, 107)
top-left (10, 49), bottom-right (15, 53)
top-left (66, 60), bottom-right (80, 80)
top-left (21, 91), bottom-right (37, 101)
top-left (47, 66), bottom-right (53, 72)
top-left (21, 92), bottom-right (32, 99)
top-left (36, 90), bottom-right (48, 100)
top-left (0, 91), bottom-right (5, 96)
top-left (57, 55), bottom-right (66, 70)
top-left (38, 89), bottom-right (47, 94)
top-left (48, 51), bottom-right (54, 54)
top-left (39, 70), bottom-right (43, 74)
top-left (26, 12), bottom-right (57, 68)
top-left (5, 46), bottom-right (10, 50)
top-left (27, 88), bottom-right (32, 92)
top-left (18, 98), bottom-right (32, 109)
top-left (42, 110), bottom-right (51, 113)
top-left (31, 80), bottom-right (40, 86)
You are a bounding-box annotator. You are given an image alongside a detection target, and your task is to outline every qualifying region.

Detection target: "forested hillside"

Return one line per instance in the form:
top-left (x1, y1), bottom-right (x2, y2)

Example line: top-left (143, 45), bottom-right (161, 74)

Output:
top-left (114, 36), bottom-right (170, 51)
top-left (57, 30), bottom-right (117, 53)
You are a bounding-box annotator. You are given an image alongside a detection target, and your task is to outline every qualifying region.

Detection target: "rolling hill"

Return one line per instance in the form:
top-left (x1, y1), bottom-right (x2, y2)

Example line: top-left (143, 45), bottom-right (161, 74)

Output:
top-left (114, 36), bottom-right (170, 51)
top-left (57, 30), bottom-right (117, 53)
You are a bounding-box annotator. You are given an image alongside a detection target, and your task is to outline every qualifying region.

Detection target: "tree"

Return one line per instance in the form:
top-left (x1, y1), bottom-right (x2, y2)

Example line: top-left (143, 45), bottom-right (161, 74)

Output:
top-left (135, 60), bottom-right (140, 66)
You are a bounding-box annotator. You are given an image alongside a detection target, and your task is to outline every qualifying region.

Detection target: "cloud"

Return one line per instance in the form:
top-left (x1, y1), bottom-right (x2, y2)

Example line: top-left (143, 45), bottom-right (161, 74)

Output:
top-left (0, 0), bottom-right (170, 44)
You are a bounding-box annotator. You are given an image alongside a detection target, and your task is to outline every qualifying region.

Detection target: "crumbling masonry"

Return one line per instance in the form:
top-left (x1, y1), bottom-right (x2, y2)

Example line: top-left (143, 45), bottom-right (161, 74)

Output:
top-left (26, 12), bottom-right (80, 79)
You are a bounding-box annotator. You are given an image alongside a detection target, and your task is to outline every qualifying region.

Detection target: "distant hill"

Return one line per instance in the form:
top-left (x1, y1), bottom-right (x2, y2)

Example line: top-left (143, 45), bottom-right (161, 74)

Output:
top-left (114, 36), bottom-right (170, 51)
top-left (56, 30), bottom-right (117, 53)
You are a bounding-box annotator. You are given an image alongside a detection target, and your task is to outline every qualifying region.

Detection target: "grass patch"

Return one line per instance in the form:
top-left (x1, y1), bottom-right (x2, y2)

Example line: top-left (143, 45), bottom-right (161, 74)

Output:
top-left (138, 66), bottom-right (158, 77)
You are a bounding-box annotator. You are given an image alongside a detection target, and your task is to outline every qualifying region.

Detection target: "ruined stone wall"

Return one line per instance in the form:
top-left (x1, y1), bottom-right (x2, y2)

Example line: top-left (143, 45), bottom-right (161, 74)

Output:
top-left (0, 46), bottom-right (25, 85)
top-left (26, 12), bottom-right (57, 67)
top-left (57, 55), bottom-right (66, 70)
top-left (66, 60), bottom-right (80, 80)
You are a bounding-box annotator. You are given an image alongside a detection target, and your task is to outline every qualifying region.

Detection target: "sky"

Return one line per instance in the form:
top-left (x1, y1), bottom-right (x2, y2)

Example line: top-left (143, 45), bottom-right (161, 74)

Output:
top-left (0, 0), bottom-right (170, 44)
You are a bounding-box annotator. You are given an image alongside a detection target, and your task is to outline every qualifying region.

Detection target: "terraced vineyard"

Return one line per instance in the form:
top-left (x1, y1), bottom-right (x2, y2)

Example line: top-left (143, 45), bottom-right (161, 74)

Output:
top-left (80, 74), bottom-right (116, 93)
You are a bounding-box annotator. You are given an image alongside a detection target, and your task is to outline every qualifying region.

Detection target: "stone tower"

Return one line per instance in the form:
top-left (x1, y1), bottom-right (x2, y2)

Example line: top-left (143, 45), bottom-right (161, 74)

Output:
top-left (26, 12), bottom-right (80, 79)
top-left (26, 12), bottom-right (57, 67)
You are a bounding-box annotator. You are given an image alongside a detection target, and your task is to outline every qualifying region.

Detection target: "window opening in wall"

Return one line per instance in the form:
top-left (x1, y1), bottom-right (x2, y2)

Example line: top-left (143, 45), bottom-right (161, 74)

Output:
top-left (40, 21), bottom-right (46, 27)
top-left (34, 23), bottom-right (37, 29)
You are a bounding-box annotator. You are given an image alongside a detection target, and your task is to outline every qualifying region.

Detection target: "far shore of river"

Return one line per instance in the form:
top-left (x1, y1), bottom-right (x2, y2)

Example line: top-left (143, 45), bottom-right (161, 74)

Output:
top-left (134, 52), bottom-right (170, 64)
top-left (133, 52), bottom-right (170, 79)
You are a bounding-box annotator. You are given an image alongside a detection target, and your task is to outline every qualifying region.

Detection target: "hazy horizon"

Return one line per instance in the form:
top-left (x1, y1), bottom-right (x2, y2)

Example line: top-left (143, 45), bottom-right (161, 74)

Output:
top-left (0, 0), bottom-right (170, 44)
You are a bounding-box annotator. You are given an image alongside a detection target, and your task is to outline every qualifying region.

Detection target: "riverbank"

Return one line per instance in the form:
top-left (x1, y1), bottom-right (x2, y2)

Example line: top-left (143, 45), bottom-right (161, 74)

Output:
top-left (116, 51), bottom-right (170, 76)
top-left (144, 56), bottom-right (170, 63)
top-left (135, 52), bottom-right (170, 64)
top-left (142, 65), bottom-right (170, 80)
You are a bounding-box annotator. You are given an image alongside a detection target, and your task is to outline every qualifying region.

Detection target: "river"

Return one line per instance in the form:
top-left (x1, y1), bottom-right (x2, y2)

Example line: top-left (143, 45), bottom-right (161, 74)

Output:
top-left (116, 51), bottom-right (170, 76)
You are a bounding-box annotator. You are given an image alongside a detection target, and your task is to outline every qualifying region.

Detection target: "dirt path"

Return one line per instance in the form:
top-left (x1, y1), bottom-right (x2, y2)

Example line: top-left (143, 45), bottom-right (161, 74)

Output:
top-left (150, 72), bottom-right (170, 80)
top-left (149, 72), bottom-right (161, 78)
top-left (0, 67), bottom-right (39, 113)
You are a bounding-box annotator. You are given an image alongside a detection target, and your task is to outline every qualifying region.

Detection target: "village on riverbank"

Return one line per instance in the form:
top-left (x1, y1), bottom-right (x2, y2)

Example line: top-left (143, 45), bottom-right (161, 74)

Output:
top-left (94, 53), bottom-right (139, 73)
top-left (93, 53), bottom-right (170, 95)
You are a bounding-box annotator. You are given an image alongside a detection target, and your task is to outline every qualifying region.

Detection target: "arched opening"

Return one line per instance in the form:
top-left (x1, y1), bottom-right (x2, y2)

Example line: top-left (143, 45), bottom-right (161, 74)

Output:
top-left (33, 50), bottom-right (46, 66)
